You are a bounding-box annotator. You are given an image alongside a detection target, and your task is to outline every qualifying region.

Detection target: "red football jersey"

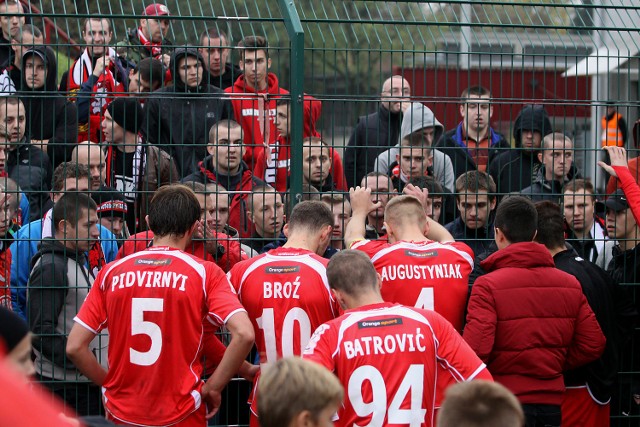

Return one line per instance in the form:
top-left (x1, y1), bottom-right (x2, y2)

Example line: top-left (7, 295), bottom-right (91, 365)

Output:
top-left (74, 246), bottom-right (246, 426)
top-left (227, 247), bottom-right (340, 416)
top-left (303, 302), bottom-right (489, 427)
top-left (352, 239), bottom-right (474, 332)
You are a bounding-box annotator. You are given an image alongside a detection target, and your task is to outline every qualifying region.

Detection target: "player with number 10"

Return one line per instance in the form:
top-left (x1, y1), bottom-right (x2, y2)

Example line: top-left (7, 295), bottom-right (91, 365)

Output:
top-left (227, 201), bottom-right (340, 427)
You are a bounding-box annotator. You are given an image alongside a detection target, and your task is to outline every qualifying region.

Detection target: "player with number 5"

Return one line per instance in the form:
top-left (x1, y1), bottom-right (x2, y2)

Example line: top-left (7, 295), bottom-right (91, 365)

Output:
top-left (227, 200), bottom-right (341, 427)
top-left (66, 185), bottom-right (255, 426)
top-left (303, 250), bottom-right (492, 427)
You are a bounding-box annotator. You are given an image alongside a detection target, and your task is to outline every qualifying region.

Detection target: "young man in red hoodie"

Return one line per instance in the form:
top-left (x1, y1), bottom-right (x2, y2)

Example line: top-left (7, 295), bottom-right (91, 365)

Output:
top-left (225, 36), bottom-right (288, 169)
top-left (254, 98), bottom-right (347, 193)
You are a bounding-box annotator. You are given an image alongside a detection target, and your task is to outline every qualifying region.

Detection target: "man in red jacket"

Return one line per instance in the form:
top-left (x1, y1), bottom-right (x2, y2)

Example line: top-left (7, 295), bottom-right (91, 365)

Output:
top-left (225, 35), bottom-right (288, 169)
top-left (463, 195), bottom-right (606, 427)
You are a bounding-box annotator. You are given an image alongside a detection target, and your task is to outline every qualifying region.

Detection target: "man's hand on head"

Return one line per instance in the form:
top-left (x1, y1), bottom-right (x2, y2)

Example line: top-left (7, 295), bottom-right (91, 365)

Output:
top-left (349, 186), bottom-right (381, 216)
top-left (598, 146), bottom-right (629, 178)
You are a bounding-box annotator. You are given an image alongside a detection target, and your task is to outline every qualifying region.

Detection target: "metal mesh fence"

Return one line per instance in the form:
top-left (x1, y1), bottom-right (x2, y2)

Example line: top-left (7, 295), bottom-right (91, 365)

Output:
top-left (1, 0), bottom-right (639, 425)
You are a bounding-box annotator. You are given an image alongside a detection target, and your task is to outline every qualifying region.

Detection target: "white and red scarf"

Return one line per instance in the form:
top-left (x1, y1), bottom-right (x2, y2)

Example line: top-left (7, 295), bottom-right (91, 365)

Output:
top-left (137, 28), bottom-right (163, 58)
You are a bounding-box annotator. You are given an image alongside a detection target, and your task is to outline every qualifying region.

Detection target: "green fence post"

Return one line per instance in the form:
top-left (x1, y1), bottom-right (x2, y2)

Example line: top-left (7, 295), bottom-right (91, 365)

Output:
top-left (278, 0), bottom-right (304, 213)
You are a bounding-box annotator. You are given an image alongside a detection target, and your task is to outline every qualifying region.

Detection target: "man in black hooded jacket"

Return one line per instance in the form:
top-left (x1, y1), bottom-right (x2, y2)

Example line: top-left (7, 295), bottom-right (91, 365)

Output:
top-left (20, 46), bottom-right (78, 168)
top-left (489, 105), bottom-right (553, 195)
top-left (142, 48), bottom-right (234, 177)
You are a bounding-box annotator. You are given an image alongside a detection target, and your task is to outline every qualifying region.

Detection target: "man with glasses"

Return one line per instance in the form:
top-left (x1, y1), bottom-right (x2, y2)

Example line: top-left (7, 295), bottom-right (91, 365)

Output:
top-left (344, 75), bottom-right (411, 188)
top-left (435, 86), bottom-right (509, 179)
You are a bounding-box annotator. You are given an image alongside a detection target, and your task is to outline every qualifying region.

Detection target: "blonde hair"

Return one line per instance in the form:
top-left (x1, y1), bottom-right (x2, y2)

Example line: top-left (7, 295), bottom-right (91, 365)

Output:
top-left (384, 195), bottom-right (426, 229)
top-left (258, 357), bottom-right (343, 427)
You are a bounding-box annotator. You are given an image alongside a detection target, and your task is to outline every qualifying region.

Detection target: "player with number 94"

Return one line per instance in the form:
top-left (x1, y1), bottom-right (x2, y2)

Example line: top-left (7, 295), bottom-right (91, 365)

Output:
top-left (303, 250), bottom-right (492, 427)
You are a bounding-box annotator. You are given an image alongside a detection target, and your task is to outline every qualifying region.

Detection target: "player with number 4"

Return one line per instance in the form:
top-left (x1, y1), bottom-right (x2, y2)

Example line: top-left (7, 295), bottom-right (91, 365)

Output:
top-left (345, 184), bottom-right (474, 332)
top-left (303, 250), bottom-right (492, 427)
top-left (66, 185), bottom-right (255, 427)
top-left (227, 201), bottom-right (341, 427)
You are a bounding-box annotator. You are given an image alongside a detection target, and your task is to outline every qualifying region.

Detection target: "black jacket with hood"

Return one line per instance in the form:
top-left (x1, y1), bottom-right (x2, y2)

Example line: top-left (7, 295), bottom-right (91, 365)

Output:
top-left (143, 48), bottom-right (234, 177)
top-left (344, 105), bottom-right (403, 188)
top-left (488, 105), bottom-right (552, 195)
top-left (207, 63), bottom-right (243, 90)
top-left (21, 46), bottom-right (78, 168)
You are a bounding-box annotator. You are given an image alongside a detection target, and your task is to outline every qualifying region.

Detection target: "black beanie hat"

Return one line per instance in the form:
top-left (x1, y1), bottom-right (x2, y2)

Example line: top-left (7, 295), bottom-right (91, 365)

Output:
top-left (106, 98), bottom-right (143, 134)
top-left (91, 189), bottom-right (128, 218)
top-left (0, 307), bottom-right (30, 352)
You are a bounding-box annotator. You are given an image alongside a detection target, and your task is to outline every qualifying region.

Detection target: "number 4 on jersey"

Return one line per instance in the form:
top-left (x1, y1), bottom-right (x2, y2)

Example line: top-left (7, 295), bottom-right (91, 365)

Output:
top-left (415, 288), bottom-right (434, 311)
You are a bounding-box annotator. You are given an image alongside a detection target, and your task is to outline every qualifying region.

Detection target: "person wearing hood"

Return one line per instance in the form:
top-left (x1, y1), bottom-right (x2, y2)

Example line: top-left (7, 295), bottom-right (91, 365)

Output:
top-left (344, 75), bottom-right (409, 189)
top-left (7, 24), bottom-right (43, 91)
top-left (435, 86), bottom-right (509, 179)
top-left (21, 46), bottom-right (78, 168)
top-left (520, 133), bottom-right (580, 202)
top-left (102, 97), bottom-right (178, 234)
top-left (27, 192), bottom-right (105, 415)
top-left (225, 35), bottom-right (288, 169)
top-left (254, 97), bottom-right (347, 193)
top-left (375, 101), bottom-right (455, 192)
top-left (181, 119), bottom-right (264, 238)
top-left (143, 47), bottom-right (233, 177)
top-left (489, 105), bottom-right (553, 195)
top-left (198, 28), bottom-right (242, 90)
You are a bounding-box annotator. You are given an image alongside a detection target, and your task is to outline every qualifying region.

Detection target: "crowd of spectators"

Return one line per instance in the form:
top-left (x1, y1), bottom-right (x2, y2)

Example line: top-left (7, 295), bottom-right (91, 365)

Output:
top-left (0, 1), bottom-right (640, 426)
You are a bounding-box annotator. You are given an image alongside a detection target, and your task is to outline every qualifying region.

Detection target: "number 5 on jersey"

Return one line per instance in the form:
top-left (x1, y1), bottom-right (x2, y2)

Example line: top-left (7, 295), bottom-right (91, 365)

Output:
top-left (130, 298), bottom-right (164, 366)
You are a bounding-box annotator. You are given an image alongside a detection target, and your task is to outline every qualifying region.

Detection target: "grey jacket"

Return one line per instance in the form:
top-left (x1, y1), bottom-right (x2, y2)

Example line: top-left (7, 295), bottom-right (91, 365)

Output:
top-left (374, 102), bottom-right (455, 192)
top-left (28, 239), bottom-right (108, 381)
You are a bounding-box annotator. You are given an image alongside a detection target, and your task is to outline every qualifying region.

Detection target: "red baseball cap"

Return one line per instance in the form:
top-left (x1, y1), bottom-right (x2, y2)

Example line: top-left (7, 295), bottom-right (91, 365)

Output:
top-left (143, 3), bottom-right (171, 17)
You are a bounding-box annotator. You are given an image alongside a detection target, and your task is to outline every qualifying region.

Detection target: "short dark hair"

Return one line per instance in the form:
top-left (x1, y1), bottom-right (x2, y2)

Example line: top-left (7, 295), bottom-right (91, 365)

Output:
top-left (326, 250), bottom-right (378, 297)
top-left (82, 18), bottom-right (112, 34)
top-left (238, 35), bottom-right (268, 59)
top-left (494, 196), bottom-right (537, 243)
top-left (455, 171), bottom-right (496, 199)
top-left (133, 57), bottom-right (164, 91)
top-left (52, 162), bottom-right (90, 191)
top-left (287, 201), bottom-right (334, 235)
top-left (461, 86), bottom-right (490, 99)
top-left (199, 27), bottom-right (229, 45)
top-left (53, 192), bottom-right (97, 232)
top-left (148, 185), bottom-right (201, 237)
top-left (534, 201), bottom-right (565, 250)
top-left (11, 24), bottom-right (42, 41)
top-left (409, 176), bottom-right (443, 197)
top-left (276, 98), bottom-right (290, 107)
top-left (563, 178), bottom-right (596, 201)
top-left (209, 119), bottom-right (242, 144)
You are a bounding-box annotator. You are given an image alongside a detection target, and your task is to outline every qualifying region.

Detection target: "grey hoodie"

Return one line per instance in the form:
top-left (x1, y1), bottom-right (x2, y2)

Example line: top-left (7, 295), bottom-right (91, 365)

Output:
top-left (374, 103), bottom-right (455, 191)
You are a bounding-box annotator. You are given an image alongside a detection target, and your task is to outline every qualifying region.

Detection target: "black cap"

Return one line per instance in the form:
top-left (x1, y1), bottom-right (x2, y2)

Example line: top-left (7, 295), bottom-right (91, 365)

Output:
top-left (106, 98), bottom-right (143, 134)
top-left (91, 189), bottom-right (128, 218)
top-left (605, 189), bottom-right (630, 212)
